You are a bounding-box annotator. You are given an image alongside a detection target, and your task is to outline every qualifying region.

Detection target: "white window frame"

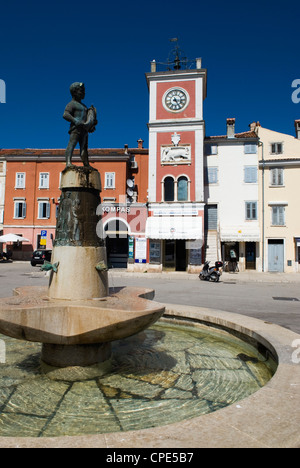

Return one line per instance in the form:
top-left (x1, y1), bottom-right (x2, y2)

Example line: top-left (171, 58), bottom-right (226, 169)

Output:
top-left (245, 201), bottom-right (257, 220)
top-left (14, 200), bottom-right (26, 219)
top-left (270, 142), bottom-right (283, 155)
top-left (38, 201), bottom-right (51, 219)
top-left (206, 144), bottom-right (218, 155)
top-left (15, 173), bottom-right (25, 189)
top-left (244, 166), bottom-right (258, 183)
top-left (271, 205), bottom-right (285, 226)
top-left (39, 172), bottom-right (50, 189)
top-left (270, 167), bottom-right (284, 186)
top-left (105, 172), bottom-right (115, 189)
top-left (206, 167), bottom-right (218, 184)
top-left (244, 144), bottom-right (257, 154)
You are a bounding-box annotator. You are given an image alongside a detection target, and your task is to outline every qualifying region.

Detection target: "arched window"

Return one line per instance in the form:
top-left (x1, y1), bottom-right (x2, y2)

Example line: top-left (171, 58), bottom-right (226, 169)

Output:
top-left (164, 177), bottom-right (175, 202)
top-left (177, 176), bottom-right (188, 201)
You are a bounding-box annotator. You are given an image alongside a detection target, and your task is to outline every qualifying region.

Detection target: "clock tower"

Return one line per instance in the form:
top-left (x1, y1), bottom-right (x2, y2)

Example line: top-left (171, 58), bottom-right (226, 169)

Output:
top-left (145, 49), bottom-right (207, 272)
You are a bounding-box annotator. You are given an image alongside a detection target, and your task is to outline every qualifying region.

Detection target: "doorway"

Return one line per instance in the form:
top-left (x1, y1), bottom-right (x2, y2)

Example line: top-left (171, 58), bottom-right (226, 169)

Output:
top-left (163, 240), bottom-right (187, 271)
top-left (105, 219), bottom-right (129, 268)
top-left (268, 239), bottom-right (284, 272)
top-left (245, 242), bottom-right (256, 270)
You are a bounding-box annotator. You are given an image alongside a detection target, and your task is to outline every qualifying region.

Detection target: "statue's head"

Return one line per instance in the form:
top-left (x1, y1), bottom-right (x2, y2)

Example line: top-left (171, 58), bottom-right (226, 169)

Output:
top-left (70, 82), bottom-right (85, 99)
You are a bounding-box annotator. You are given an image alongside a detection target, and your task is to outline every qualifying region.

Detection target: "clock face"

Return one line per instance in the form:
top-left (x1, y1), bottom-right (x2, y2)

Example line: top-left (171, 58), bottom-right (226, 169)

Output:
top-left (163, 87), bottom-right (189, 112)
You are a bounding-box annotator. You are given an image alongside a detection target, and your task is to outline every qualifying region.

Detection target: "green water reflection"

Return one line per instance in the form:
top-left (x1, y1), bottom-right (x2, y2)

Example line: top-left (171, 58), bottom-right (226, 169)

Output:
top-left (0, 320), bottom-right (277, 437)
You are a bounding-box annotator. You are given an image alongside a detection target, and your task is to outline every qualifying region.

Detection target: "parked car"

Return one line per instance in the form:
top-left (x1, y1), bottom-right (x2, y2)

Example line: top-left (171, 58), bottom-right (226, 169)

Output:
top-left (31, 250), bottom-right (52, 267)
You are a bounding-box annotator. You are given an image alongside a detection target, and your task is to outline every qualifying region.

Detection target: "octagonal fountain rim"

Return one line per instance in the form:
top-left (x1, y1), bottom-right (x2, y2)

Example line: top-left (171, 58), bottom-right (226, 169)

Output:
top-left (1, 303), bottom-right (299, 448)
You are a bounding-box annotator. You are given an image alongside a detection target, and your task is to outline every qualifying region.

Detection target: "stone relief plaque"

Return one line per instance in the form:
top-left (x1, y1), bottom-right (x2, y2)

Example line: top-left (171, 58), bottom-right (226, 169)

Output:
top-left (161, 144), bottom-right (191, 165)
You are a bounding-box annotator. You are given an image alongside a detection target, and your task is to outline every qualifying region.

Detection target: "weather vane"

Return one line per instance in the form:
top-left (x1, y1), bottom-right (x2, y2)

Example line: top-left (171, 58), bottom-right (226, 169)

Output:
top-left (154, 38), bottom-right (195, 71)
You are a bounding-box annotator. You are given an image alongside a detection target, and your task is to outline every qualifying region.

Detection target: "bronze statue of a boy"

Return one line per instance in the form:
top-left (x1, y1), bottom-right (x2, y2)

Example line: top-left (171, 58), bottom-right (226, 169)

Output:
top-left (63, 82), bottom-right (97, 168)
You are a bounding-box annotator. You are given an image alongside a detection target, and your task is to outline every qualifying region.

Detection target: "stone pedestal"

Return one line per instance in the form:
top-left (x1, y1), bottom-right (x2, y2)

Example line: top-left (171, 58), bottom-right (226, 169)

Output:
top-left (48, 166), bottom-right (108, 300)
top-left (49, 246), bottom-right (108, 300)
top-left (41, 342), bottom-right (111, 367)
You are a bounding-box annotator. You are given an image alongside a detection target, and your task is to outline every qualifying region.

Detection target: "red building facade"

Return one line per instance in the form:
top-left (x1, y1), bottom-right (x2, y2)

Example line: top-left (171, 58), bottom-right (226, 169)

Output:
top-left (145, 59), bottom-right (207, 272)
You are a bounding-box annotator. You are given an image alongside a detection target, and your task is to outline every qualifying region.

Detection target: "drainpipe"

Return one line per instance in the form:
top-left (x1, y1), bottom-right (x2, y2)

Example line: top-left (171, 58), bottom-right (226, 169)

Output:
top-left (259, 139), bottom-right (265, 272)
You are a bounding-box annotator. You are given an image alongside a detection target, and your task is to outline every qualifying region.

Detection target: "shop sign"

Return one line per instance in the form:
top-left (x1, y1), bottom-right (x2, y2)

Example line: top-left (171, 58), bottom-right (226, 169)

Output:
top-left (135, 238), bottom-right (147, 264)
top-left (102, 206), bottom-right (131, 214)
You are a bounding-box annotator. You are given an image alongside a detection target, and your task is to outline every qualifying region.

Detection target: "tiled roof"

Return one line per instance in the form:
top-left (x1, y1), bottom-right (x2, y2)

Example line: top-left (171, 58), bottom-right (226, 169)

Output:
top-left (259, 158), bottom-right (300, 163)
top-left (0, 148), bottom-right (148, 158)
top-left (205, 131), bottom-right (257, 140)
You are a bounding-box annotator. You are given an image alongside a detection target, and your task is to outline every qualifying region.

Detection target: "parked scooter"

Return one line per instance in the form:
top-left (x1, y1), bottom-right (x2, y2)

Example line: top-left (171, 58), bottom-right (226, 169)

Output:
top-left (199, 261), bottom-right (223, 282)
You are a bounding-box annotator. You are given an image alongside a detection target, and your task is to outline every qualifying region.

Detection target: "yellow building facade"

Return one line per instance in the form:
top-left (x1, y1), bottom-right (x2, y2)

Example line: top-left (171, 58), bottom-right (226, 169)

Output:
top-left (253, 122), bottom-right (300, 272)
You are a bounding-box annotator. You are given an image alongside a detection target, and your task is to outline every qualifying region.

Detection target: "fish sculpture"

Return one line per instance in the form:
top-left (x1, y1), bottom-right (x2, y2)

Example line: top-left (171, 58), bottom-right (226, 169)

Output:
top-left (95, 261), bottom-right (108, 272)
top-left (41, 261), bottom-right (59, 273)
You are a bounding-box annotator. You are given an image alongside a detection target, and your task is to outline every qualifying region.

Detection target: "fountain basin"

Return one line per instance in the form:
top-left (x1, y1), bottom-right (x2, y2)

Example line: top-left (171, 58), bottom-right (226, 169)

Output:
top-left (0, 303), bottom-right (299, 447)
top-left (0, 286), bottom-right (165, 366)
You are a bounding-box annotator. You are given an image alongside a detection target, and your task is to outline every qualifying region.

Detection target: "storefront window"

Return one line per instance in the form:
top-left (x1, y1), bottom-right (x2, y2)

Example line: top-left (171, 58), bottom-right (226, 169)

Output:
top-left (149, 241), bottom-right (161, 264)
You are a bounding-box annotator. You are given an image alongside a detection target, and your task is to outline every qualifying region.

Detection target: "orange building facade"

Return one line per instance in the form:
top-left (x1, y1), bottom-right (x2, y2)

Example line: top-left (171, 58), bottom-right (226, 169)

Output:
top-left (1, 145), bottom-right (148, 264)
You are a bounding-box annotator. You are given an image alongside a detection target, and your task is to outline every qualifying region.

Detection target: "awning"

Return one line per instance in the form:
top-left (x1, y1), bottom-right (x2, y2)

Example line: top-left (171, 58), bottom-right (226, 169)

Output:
top-left (221, 226), bottom-right (260, 242)
top-left (146, 216), bottom-right (202, 240)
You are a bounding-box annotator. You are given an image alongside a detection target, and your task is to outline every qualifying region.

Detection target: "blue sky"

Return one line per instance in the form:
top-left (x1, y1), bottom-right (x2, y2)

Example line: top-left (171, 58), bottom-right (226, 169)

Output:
top-left (0, 0), bottom-right (300, 149)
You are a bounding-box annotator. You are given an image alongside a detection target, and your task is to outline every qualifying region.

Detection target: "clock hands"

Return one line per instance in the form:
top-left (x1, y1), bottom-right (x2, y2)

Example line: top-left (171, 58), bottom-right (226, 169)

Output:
top-left (164, 88), bottom-right (189, 112)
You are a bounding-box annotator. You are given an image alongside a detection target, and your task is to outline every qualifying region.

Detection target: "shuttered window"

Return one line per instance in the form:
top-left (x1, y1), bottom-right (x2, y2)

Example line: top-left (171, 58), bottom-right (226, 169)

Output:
top-left (39, 173), bottom-right (49, 189)
top-left (205, 205), bottom-right (218, 230)
top-left (244, 166), bottom-right (257, 183)
top-left (105, 173), bottom-right (115, 189)
top-left (14, 201), bottom-right (26, 219)
top-left (272, 206), bottom-right (285, 226)
top-left (15, 173), bottom-right (25, 189)
top-left (245, 202), bottom-right (257, 220)
top-left (244, 144), bottom-right (257, 154)
top-left (205, 167), bottom-right (218, 184)
top-left (270, 168), bottom-right (284, 186)
top-left (38, 202), bottom-right (50, 219)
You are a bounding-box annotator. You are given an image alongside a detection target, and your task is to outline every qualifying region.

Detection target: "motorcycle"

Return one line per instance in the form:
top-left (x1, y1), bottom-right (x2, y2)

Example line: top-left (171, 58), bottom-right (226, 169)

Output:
top-left (199, 261), bottom-right (223, 282)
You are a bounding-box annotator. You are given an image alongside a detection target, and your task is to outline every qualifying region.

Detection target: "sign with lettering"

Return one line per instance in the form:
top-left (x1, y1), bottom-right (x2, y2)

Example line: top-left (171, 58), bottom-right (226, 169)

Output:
top-left (135, 238), bottom-right (147, 264)
top-left (102, 205), bottom-right (131, 214)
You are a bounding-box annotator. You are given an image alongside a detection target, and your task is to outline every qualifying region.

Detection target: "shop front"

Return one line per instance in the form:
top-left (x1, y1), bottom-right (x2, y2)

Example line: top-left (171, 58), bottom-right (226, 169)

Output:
top-left (101, 203), bottom-right (148, 270)
top-left (220, 226), bottom-right (260, 271)
top-left (146, 204), bottom-right (204, 272)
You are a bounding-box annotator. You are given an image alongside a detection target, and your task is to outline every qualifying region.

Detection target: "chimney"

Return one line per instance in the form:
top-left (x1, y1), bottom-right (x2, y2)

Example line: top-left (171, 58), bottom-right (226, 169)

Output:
top-left (196, 58), bottom-right (202, 69)
top-left (227, 118), bottom-right (236, 139)
top-left (151, 60), bottom-right (157, 73)
top-left (137, 138), bottom-right (144, 149)
top-left (295, 120), bottom-right (300, 139)
top-left (249, 121), bottom-right (261, 132)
